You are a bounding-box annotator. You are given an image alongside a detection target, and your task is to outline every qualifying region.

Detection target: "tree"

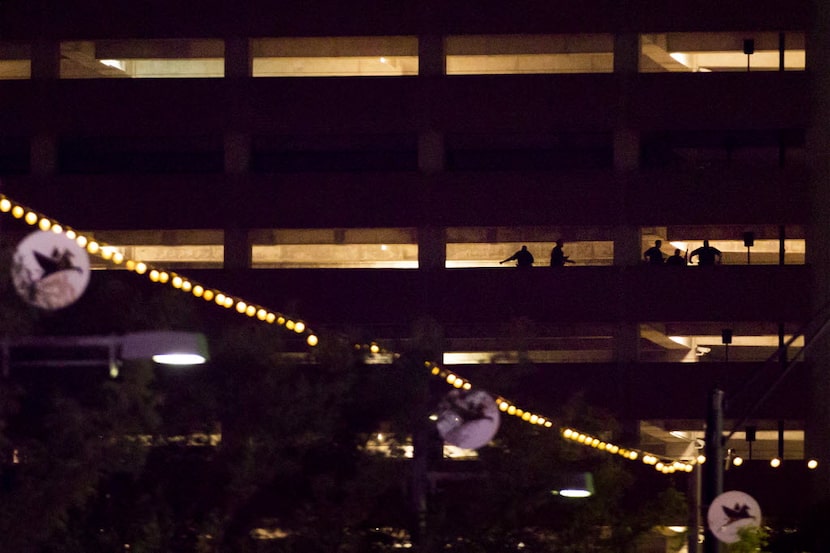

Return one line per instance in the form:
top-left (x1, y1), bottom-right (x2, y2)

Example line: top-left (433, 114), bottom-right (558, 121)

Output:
top-left (0, 238), bottom-right (691, 553)
top-left (728, 525), bottom-right (770, 553)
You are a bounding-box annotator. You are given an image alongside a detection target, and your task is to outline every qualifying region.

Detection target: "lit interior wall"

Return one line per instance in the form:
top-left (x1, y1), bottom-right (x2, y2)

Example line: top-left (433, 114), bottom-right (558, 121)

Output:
top-left (640, 31), bottom-right (806, 72)
top-left (446, 34), bottom-right (614, 75)
top-left (252, 36), bottom-right (418, 77)
top-left (59, 39), bottom-right (225, 79)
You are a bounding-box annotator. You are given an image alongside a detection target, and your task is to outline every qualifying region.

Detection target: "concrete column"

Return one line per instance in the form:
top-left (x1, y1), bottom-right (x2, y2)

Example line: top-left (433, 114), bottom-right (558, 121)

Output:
top-left (223, 38), bottom-right (254, 270)
top-left (612, 33), bottom-right (642, 265)
top-left (224, 132), bottom-right (252, 174)
top-left (418, 225), bottom-right (446, 272)
top-left (417, 34), bottom-right (446, 175)
top-left (223, 227), bottom-right (251, 269)
top-left (30, 133), bottom-right (57, 176)
top-left (614, 225), bottom-right (641, 267)
top-left (612, 33), bottom-right (643, 406)
top-left (614, 129), bottom-right (640, 173)
top-left (613, 32), bottom-right (640, 74)
top-left (31, 38), bottom-right (60, 80)
top-left (30, 39), bottom-right (60, 176)
top-left (613, 224), bottom-right (640, 383)
top-left (417, 35), bottom-right (447, 278)
top-left (614, 321), bottom-right (640, 363)
top-left (418, 35), bottom-right (445, 77)
top-left (224, 37), bottom-right (252, 78)
top-left (418, 130), bottom-right (445, 175)
top-left (224, 37), bottom-right (253, 174)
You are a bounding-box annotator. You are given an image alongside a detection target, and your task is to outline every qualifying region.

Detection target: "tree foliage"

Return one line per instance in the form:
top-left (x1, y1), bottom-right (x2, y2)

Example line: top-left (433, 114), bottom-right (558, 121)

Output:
top-left (0, 242), bottom-right (689, 552)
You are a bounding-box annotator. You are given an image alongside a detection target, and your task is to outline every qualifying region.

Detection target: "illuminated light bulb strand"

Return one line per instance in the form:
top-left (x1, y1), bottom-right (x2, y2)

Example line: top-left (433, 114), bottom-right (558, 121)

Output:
top-left (424, 358), bottom-right (691, 471)
top-left (0, 194), bottom-right (320, 349)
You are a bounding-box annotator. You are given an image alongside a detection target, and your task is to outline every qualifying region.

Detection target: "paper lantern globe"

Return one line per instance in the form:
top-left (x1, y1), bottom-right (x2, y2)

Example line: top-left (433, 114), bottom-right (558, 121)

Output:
top-left (11, 230), bottom-right (90, 310)
top-left (435, 389), bottom-right (500, 450)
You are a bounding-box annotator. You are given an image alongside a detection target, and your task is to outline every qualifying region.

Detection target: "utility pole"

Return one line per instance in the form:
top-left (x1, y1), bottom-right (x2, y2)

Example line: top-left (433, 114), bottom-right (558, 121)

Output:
top-left (702, 389), bottom-right (725, 553)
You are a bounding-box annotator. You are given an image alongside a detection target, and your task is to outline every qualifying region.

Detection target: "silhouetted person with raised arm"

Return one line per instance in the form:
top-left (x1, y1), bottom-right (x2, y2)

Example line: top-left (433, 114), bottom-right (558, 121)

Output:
top-left (500, 245), bottom-right (534, 268)
top-left (643, 239), bottom-right (665, 265)
top-left (665, 248), bottom-right (688, 266)
top-left (550, 239), bottom-right (574, 267)
top-left (689, 240), bottom-right (722, 266)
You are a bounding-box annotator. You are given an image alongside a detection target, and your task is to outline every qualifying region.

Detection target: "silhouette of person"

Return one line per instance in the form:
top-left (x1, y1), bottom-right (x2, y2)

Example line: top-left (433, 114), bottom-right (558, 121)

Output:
top-left (665, 248), bottom-right (687, 266)
top-left (644, 239), bottom-right (665, 265)
top-left (550, 239), bottom-right (574, 267)
top-left (500, 245), bottom-right (534, 268)
top-left (689, 240), bottom-right (722, 266)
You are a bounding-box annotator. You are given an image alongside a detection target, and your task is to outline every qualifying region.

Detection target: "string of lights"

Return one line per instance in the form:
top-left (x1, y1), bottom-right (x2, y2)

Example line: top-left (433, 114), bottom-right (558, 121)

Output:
top-left (0, 192), bottom-right (814, 474)
top-left (0, 195), bottom-right (319, 348)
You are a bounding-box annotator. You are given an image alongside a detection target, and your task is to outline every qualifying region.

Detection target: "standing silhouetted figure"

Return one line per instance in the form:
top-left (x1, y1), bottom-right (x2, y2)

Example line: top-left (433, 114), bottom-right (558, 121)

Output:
top-left (644, 240), bottom-right (665, 265)
top-left (689, 240), bottom-right (722, 266)
top-left (550, 239), bottom-right (574, 267)
top-left (665, 248), bottom-right (687, 266)
top-left (500, 245), bottom-right (534, 268)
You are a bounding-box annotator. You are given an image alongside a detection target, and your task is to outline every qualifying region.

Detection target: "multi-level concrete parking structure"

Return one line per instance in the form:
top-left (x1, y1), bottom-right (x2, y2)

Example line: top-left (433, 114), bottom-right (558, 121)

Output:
top-left (2, 1), bottom-right (830, 549)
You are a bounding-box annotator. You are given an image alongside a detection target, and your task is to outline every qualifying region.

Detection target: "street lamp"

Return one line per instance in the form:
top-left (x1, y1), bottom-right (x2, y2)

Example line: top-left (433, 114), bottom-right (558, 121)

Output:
top-left (1, 330), bottom-right (209, 376)
top-left (550, 472), bottom-right (595, 498)
top-left (120, 331), bottom-right (209, 365)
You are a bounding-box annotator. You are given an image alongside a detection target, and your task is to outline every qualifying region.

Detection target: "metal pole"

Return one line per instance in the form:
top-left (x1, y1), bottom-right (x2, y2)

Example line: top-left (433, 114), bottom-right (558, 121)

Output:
top-left (688, 462), bottom-right (702, 553)
top-left (703, 389), bottom-right (724, 553)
